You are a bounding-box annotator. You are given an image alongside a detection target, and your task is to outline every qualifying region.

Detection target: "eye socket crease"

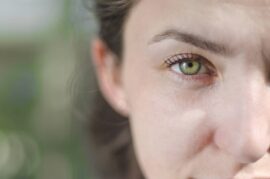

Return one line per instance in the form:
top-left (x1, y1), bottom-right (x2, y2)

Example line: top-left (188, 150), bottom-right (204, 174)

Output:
top-left (148, 29), bottom-right (234, 57)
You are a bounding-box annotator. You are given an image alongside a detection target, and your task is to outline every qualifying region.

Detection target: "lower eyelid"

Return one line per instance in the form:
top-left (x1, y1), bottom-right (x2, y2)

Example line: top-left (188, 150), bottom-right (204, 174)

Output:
top-left (167, 71), bottom-right (216, 88)
top-left (171, 70), bottom-right (211, 80)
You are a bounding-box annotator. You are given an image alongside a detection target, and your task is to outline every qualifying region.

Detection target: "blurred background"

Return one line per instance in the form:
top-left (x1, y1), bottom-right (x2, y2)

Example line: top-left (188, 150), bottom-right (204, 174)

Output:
top-left (0, 0), bottom-right (95, 178)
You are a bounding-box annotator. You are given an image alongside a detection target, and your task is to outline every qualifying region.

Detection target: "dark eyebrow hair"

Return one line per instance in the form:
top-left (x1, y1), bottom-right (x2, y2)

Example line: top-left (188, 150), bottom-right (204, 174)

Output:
top-left (149, 29), bottom-right (232, 56)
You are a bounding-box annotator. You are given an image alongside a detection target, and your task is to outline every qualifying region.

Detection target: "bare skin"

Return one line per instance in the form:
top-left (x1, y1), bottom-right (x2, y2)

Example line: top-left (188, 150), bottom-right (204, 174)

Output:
top-left (92, 0), bottom-right (270, 178)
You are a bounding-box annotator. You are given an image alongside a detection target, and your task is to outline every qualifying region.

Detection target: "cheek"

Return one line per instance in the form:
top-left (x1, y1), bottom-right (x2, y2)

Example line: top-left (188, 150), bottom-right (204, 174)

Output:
top-left (126, 81), bottom-right (214, 178)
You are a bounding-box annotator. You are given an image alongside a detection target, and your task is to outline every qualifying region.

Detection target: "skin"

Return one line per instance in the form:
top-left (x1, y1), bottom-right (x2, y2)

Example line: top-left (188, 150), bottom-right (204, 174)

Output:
top-left (92, 0), bottom-right (270, 178)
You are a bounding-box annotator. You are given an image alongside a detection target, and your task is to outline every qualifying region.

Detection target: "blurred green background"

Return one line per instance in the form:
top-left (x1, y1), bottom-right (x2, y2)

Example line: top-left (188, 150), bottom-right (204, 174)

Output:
top-left (0, 0), bottom-right (94, 178)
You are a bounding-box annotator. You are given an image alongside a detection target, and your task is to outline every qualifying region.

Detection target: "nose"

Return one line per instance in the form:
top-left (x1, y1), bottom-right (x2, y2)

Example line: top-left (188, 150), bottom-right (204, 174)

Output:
top-left (213, 76), bottom-right (270, 164)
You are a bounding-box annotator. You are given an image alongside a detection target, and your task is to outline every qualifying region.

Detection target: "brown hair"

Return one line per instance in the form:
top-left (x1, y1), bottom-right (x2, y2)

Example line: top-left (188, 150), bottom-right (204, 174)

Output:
top-left (87, 0), bottom-right (144, 179)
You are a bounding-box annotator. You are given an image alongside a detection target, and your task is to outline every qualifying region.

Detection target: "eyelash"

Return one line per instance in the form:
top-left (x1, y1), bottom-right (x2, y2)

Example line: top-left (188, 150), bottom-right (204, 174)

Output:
top-left (163, 53), bottom-right (217, 81)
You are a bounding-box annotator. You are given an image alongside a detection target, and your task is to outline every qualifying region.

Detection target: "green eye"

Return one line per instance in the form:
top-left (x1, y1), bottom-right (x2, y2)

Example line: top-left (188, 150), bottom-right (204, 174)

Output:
top-left (165, 54), bottom-right (210, 76)
top-left (179, 60), bottom-right (201, 75)
top-left (164, 53), bottom-right (216, 81)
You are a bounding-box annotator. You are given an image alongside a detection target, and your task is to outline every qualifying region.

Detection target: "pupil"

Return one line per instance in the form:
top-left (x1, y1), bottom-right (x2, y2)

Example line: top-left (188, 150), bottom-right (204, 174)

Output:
top-left (187, 62), bottom-right (193, 68)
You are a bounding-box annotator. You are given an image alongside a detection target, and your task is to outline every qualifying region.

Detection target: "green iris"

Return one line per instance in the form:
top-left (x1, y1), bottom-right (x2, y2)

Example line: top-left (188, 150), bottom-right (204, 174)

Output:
top-left (179, 60), bottom-right (201, 75)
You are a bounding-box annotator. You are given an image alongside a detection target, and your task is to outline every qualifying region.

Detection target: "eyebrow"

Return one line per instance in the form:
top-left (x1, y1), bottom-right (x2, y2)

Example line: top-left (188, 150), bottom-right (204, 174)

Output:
top-left (149, 29), bottom-right (232, 56)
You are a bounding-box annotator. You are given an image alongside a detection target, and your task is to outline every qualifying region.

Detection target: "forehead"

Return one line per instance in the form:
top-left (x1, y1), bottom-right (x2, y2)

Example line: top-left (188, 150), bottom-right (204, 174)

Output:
top-left (135, 0), bottom-right (270, 9)
top-left (125, 0), bottom-right (270, 56)
top-left (129, 0), bottom-right (270, 33)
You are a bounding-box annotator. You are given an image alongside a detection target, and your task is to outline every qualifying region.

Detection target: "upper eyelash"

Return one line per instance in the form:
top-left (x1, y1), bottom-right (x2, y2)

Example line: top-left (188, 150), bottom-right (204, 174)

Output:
top-left (164, 53), bottom-right (202, 66)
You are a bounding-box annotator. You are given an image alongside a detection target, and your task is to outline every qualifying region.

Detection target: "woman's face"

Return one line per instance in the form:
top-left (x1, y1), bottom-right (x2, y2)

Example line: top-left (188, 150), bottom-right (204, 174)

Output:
top-left (95, 0), bottom-right (270, 178)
